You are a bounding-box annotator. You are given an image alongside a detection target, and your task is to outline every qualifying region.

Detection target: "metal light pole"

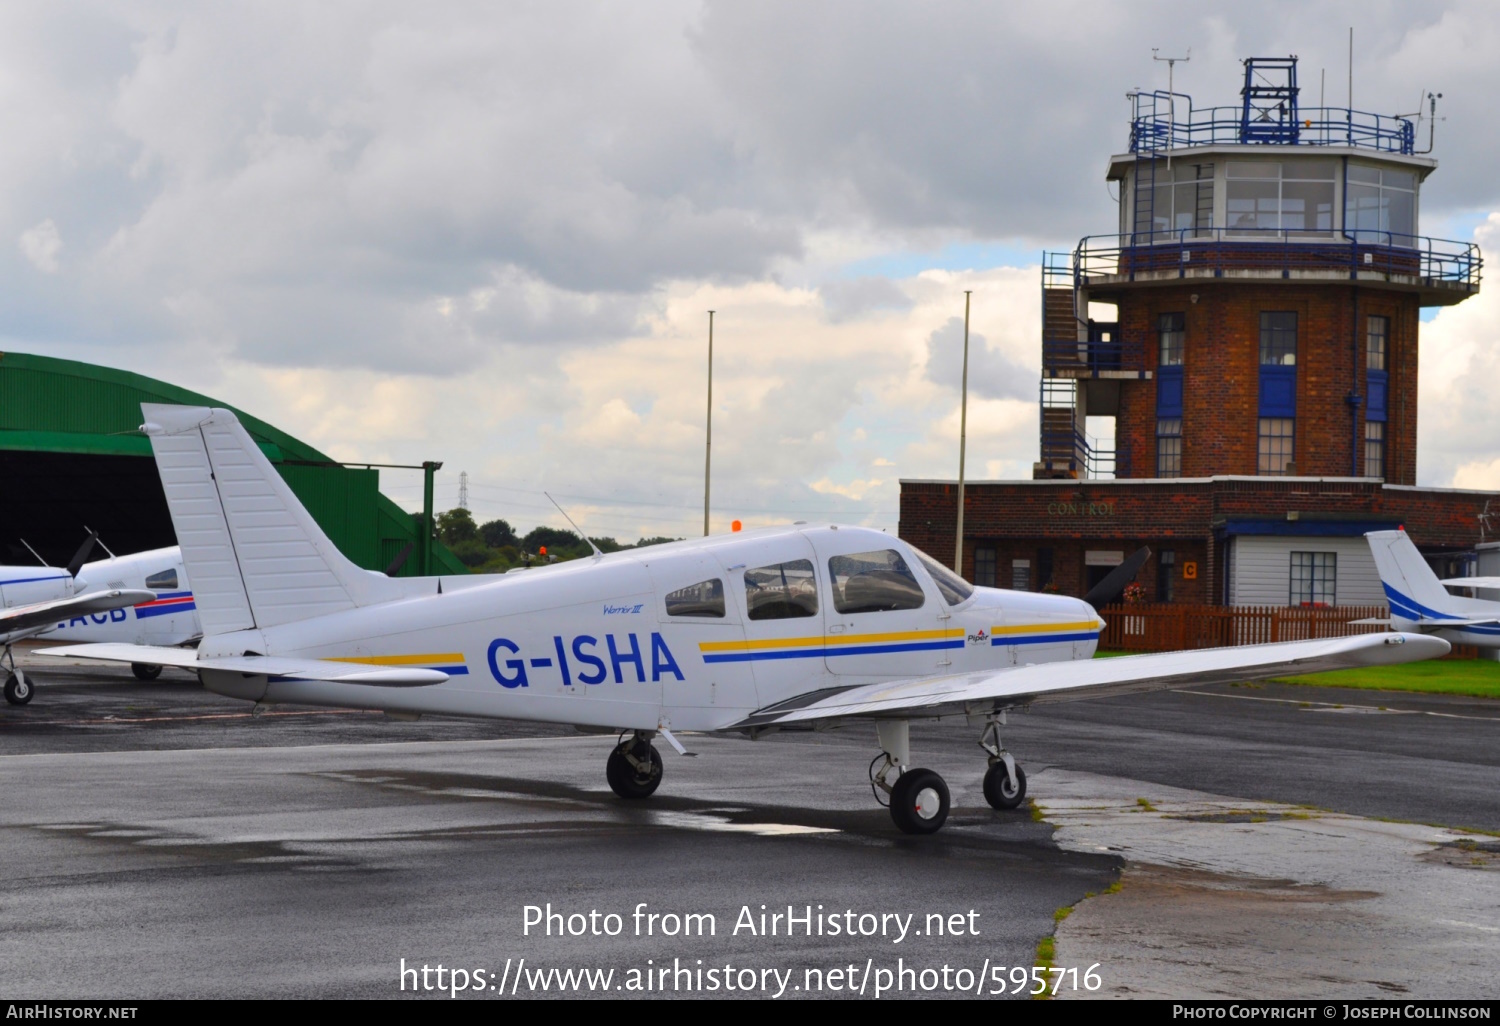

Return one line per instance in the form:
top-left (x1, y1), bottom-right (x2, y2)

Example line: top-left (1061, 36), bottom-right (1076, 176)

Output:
top-left (704, 310), bottom-right (714, 537)
top-left (955, 291), bottom-right (971, 575)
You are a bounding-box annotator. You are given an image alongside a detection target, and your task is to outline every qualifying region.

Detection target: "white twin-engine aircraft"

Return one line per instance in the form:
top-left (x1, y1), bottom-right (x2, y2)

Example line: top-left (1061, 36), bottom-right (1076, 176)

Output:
top-left (44, 405), bottom-right (1448, 834)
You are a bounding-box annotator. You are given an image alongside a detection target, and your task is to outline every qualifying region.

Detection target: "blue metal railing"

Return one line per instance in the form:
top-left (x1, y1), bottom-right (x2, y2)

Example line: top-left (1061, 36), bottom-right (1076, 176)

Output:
top-left (1067, 227), bottom-right (1481, 290)
top-left (1130, 91), bottom-right (1416, 155)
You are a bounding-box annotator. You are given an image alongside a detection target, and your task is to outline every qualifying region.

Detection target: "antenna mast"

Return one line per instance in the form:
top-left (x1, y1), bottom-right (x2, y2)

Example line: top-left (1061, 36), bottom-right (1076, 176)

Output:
top-left (1153, 47), bottom-right (1190, 167)
top-left (457, 471), bottom-right (469, 511)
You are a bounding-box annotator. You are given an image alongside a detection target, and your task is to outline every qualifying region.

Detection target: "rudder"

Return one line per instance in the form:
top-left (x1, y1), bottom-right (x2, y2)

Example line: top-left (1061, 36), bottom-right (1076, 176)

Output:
top-left (141, 404), bottom-right (400, 632)
top-left (1364, 529), bottom-right (1453, 624)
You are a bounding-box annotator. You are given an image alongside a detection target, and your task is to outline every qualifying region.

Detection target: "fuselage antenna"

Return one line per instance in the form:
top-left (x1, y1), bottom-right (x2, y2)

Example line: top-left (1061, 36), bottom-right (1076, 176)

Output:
top-left (544, 492), bottom-right (604, 558)
top-left (84, 528), bottom-right (117, 559)
top-left (18, 539), bottom-right (47, 567)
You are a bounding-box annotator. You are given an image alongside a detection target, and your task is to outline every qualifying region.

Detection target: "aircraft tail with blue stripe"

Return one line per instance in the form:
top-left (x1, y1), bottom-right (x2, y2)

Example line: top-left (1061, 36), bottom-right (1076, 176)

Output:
top-left (1366, 529), bottom-right (1467, 628)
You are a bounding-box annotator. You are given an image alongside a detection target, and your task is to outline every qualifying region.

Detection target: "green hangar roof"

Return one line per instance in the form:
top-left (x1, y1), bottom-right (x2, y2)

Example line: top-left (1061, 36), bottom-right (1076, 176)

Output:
top-left (0, 351), bottom-right (464, 576)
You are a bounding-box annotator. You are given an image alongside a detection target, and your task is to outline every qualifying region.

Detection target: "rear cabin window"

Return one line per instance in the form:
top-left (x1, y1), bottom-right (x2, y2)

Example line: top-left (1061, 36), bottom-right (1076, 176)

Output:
top-left (664, 578), bottom-right (725, 618)
top-left (744, 559), bottom-right (819, 620)
top-left (144, 569), bottom-right (178, 591)
top-left (828, 549), bottom-right (925, 614)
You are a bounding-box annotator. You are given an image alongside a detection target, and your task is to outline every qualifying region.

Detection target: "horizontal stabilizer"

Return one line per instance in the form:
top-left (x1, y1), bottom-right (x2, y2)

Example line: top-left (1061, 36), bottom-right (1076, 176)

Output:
top-left (1440, 577), bottom-right (1500, 590)
top-left (734, 632), bottom-right (1448, 729)
top-left (1419, 618), bottom-right (1500, 629)
top-left (1348, 617), bottom-right (1393, 625)
top-left (37, 643), bottom-right (448, 687)
top-left (0, 590), bottom-right (157, 640)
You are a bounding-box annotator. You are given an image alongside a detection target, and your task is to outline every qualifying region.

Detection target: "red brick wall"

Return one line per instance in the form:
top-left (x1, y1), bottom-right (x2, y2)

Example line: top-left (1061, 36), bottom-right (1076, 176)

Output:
top-left (1105, 284), bottom-right (1420, 483)
top-left (901, 477), bottom-right (1493, 603)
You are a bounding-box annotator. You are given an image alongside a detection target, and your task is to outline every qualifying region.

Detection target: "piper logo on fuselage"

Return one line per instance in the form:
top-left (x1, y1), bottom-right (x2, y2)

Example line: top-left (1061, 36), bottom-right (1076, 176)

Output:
top-left (487, 632), bottom-right (684, 689)
top-left (967, 629), bottom-right (988, 646)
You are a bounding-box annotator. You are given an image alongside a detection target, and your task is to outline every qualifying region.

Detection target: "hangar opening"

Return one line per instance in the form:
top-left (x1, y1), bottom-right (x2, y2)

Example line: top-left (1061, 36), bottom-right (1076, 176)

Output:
top-left (0, 351), bottom-right (464, 575)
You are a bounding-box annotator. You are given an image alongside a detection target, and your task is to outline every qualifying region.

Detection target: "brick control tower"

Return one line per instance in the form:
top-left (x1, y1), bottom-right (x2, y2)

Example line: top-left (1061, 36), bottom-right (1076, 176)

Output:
top-left (1036, 56), bottom-right (1481, 484)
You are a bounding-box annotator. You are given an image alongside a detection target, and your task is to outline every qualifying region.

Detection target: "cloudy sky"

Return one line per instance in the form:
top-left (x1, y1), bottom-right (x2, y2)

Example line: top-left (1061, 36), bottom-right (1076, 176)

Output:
top-left (6, 2), bottom-right (1500, 540)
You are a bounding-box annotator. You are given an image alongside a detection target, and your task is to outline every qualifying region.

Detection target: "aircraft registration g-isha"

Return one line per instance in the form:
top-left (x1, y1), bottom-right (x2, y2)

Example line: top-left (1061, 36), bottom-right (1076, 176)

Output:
top-left (0, 534), bottom-right (156, 705)
top-left (43, 404), bottom-right (1449, 834)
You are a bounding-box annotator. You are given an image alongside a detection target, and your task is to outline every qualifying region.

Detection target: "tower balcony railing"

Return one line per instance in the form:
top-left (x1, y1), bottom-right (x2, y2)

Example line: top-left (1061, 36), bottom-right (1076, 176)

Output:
top-left (1131, 97), bottom-right (1416, 155)
top-left (1068, 227), bottom-right (1481, 292)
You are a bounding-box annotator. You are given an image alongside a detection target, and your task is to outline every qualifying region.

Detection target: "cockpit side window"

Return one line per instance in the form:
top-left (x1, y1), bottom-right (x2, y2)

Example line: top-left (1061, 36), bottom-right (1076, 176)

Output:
top-left (911, 547), bottom-right (975, 606)
top-left (744, 559), bottom-right (818, 620)
top-left (144, 569), bottom-right (178, 591)
top-left (665, 578), bottom-right (725, 618)
top-left (828, 549), bottom-right (925, 614)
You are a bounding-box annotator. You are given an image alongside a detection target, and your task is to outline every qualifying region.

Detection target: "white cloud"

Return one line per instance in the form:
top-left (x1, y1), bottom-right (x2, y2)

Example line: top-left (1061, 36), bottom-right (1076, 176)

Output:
top-left (18, 219), bottom-right (61, 272)
top-left (1, 3), bottom-right (1499, 537)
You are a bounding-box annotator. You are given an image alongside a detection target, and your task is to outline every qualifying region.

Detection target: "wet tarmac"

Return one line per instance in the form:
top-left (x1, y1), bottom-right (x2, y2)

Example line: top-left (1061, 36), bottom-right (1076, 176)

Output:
top-left (2, 651), bottom-right (1498, 998)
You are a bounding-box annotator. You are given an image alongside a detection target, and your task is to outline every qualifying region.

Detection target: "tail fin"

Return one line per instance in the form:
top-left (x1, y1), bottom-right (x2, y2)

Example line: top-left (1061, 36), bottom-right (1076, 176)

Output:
top-left (1365, 530), bottom-right (1453, 625)
top-left (141, 404), bottom-right (400, 633)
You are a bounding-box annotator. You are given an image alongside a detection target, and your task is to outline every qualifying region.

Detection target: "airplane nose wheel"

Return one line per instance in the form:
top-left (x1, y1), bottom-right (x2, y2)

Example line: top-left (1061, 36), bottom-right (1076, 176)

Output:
top-left (5, 669), bottom-right (33, 706)
top-left (606, 732), bottom-right (663, 799)
top-left (979, 713), bottom-right (1026, 810)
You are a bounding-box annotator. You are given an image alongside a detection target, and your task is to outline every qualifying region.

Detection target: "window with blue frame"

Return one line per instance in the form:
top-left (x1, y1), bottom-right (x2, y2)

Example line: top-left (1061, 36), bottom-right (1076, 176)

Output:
top-left (1156, 312), bottom-right (1185, 478)
top-left (1258, 312), bottom-right (1297, 474)
top-left (1366, 315), bottom-right (1389, 479)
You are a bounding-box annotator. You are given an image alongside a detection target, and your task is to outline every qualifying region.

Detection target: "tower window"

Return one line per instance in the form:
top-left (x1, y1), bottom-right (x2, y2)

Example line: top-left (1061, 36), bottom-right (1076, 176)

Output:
top-left (1158, 312), bottom-right (1185, 366)
top-left (1259, 312), bottom-right (1297, 365)
top-left (1367, 315), bottom-right (1389, 371)
top-left (1290, 551), bottom-right (1337, 607)
top-left (1347, 165), bottom-right (1416, 246)
top-left (973, 546), bottom-right (997, 588)
top-left (1227, 160), bottom-right (1336, 236)
top-left (1147, 163), bottom-right (1214, 239)
top-left (1365, 421), bottom-right (1385, 480)
top-left (1258, 418), bottom-right (1295, 475)
top-left (1157, 418), bottom-right (1182, 478)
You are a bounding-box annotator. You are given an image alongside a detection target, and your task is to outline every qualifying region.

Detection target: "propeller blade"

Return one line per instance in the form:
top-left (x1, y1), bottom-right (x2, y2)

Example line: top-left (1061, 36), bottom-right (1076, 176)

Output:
top-left (1082, 546), bottom-right (1152, 608)
top-left (384, 542), bottom-right (414, 577)
top-left (65, 530), bottom-right (99, 578)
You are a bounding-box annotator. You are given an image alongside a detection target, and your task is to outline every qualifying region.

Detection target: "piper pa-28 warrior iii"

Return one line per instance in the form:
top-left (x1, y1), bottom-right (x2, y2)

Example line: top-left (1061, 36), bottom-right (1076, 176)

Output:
top-left (43, 404), bottom-right (1449, 834)
top-left (1367, 529), bottom-right (1500, 648)
top-left (1, 533), bottom-right (155, 705)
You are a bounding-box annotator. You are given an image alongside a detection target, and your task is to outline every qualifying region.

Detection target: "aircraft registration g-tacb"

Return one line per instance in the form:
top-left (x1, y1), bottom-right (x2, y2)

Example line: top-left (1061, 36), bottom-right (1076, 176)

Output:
top-left (44, 404), bottom-right (1449, 834)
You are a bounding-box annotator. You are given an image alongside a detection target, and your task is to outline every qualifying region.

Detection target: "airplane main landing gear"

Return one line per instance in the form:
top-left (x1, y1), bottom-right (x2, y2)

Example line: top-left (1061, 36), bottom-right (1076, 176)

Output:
top-left (131, 663), bottom-right (163, 681)
top-left (4, 670), bottom-right (32, 706)
top-left (606, 732), bottom-right (663, 799)
top-left (979, 713), bottom-right (1026, 810)
top-left (3, 645), bottom-right (32, 706)
top-left (872, 720), bottom-right (950, 835)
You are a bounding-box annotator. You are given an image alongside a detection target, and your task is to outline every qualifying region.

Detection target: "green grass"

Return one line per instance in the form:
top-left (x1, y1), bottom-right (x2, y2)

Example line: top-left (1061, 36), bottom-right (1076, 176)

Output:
top-left (1273, 658), bottom-right (1500, 699)
top-left (1099, 649), bottom-right (1500, 699)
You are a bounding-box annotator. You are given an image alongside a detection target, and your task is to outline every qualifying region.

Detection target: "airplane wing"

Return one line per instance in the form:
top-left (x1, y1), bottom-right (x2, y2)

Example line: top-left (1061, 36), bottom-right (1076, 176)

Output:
top-left (36, 642), bottom-right (448, 687)
top-left (1440, 576), bottom-right (1500, 590)
top-left (733, 632), bottom-right (1448, 729)
top-left (0, 589), bottom-right (158, 641)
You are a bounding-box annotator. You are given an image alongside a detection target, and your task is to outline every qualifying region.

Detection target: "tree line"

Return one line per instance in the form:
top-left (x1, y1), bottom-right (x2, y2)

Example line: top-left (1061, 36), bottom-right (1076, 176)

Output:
top-left (435, 508), bottom-right (681, 572)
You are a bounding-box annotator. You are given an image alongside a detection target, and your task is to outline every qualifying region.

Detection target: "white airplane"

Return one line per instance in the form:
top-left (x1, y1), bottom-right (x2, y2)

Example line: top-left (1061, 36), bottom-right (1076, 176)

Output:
top-left (42, 405), bottom-right (1448, 834)
top-left (44, 546), bottom-right (202, 679)
top-left (1, 533), bottom-right (155, 705)
top-left (1366, 529), bottom-right (1500, 647)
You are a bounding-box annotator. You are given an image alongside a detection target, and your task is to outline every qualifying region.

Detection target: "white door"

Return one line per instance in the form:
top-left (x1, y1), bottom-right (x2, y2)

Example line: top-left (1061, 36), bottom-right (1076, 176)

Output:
top-left (733, 535), bottom-right (828, 711)
top-left (647, 551), bottom-right (756, 722)
top-left (808, 533), bottom-right (953, 680)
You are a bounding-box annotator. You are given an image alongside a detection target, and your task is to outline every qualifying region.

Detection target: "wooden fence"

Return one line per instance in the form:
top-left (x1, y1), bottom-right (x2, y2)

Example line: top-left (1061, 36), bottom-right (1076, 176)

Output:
top-left (1097, 603), bottom-right (1390, 652)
